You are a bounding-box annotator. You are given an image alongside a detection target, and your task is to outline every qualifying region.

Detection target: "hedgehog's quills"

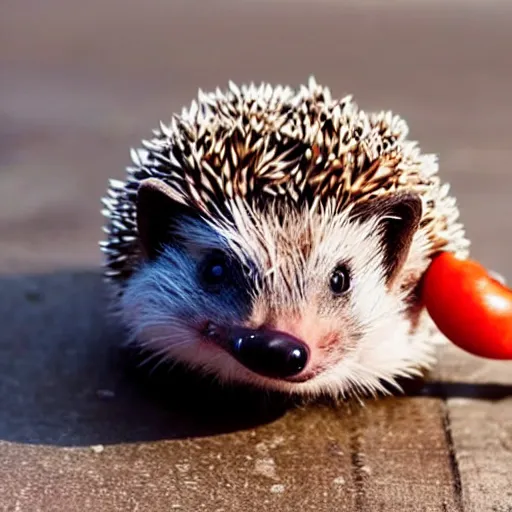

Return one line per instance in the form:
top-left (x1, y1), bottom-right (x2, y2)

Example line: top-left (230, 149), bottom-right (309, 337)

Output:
top-left (100, 77), bottom-right (470, 400)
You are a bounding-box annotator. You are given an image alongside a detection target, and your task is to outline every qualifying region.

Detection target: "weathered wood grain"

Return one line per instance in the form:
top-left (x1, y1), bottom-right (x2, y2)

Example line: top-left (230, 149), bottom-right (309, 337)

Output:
top-left (436, 346), bottom-right (512, 512)
top-left (0, 409), bottom-right (360, 512)
top-left (346, 398), bottom-right (462, 512)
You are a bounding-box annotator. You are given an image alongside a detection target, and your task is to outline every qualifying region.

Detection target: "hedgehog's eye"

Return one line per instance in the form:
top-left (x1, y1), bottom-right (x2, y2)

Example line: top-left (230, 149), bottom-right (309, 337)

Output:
top-left (329, 264), bottom-right (351, 296)
top-left (199, 251), bottom-right (231, 290)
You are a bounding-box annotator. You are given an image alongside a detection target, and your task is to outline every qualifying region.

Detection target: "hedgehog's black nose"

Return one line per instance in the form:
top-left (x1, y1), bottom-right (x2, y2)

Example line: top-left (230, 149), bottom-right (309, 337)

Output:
top-left (227, 328), bottom-right (310, 380)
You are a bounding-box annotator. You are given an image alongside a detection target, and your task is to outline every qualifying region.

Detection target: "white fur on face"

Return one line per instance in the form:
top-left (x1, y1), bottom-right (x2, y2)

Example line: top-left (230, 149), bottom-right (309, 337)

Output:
top-left (119, 245), bottom-right (258, 384)
top-left (119, 201), bottom-right (436, 399)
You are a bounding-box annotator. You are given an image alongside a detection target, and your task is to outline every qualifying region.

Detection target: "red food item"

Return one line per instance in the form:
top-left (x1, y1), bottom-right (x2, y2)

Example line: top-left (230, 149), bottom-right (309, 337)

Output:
top-left (422, 252), bottom-right (512, 360)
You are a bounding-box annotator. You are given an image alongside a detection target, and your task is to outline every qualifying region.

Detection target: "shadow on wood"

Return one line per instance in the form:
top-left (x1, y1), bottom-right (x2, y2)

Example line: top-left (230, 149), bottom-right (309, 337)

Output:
top-left (0, 270), bottom-right (289, 447)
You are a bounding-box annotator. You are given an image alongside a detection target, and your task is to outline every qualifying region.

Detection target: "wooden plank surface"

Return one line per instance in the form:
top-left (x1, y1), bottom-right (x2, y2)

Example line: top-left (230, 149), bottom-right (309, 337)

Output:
top-left (435, 346), bottom-right (512, 512)
top-left (348, 398), bottom-right (462, 512)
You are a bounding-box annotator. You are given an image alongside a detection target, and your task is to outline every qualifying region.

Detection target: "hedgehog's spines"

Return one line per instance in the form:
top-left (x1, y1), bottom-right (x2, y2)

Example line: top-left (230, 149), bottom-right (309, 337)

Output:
top-left (100, 78), bottom-right (469, 283)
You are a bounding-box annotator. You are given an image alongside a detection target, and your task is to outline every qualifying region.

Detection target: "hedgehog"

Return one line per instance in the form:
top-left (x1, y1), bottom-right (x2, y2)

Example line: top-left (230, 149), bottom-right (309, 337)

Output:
top-left (100, 77), bottom-right (470, 400)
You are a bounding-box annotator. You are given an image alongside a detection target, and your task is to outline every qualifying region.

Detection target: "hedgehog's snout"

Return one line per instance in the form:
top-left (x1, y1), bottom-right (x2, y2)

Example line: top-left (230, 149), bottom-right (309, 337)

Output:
top-left (205, 324), bottom-right (310, 380)
top-left (230, 328), bottom-right (310, 380)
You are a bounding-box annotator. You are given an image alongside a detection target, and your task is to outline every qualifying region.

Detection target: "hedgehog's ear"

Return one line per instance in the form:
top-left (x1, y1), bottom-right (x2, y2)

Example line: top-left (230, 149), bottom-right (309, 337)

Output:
top-left (136, 178), bottom-right (198, 260)
top-left (350, 193), bottom-right (423, 283)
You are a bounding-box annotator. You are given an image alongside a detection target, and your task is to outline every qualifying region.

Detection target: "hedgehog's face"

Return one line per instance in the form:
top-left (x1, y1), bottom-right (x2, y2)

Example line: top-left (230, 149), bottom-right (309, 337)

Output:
top-left (121, 178), bottom-right (429, 398)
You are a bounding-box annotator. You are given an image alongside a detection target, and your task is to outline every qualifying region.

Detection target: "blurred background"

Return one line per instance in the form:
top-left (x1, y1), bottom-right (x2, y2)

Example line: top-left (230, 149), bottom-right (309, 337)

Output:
top-left (1, 2), bottom-right (512, 510)
top-left (1, 0), bottom-right (511, 276)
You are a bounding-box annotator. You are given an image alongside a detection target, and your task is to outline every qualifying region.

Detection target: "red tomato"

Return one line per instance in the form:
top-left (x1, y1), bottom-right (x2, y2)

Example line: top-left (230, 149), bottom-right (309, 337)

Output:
top-left (422, 252), bottom-right (512, 360)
